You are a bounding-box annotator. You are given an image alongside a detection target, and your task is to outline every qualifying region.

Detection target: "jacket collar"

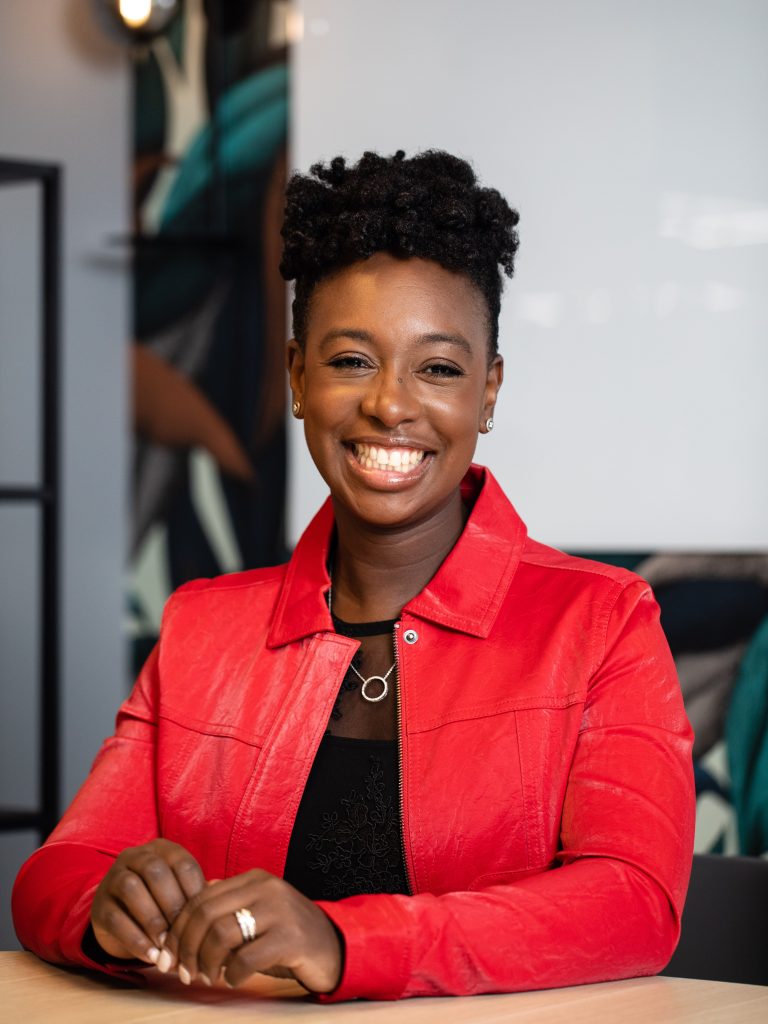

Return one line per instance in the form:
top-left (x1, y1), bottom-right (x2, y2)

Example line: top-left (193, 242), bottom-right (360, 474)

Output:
top-left (267, 464), bottom-right (527, 647)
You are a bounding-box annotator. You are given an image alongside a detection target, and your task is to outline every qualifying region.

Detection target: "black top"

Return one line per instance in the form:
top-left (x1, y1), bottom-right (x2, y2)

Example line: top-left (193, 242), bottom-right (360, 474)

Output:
top-left (282, 614), bottom-right (409, 900)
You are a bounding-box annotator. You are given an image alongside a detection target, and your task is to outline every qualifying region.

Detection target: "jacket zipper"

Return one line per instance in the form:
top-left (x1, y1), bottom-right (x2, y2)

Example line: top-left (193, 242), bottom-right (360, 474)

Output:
top-left (393, 622), bottom-right (413, 894)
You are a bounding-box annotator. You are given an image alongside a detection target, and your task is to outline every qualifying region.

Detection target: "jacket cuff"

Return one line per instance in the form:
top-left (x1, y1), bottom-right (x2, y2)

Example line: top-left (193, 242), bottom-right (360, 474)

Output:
top-left (314, 895), bottom-right (413, 1002)
top-left (12, 842), bottom-right (143, 980)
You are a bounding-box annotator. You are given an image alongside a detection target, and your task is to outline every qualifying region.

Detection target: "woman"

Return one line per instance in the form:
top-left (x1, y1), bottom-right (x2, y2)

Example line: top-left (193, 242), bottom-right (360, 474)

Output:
top-left (13, 150), bottom-right (695, 1001)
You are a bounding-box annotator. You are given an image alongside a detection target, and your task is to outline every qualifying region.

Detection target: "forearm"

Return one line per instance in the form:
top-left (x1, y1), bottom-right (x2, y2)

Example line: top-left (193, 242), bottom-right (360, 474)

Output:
top-left (12, 842), bottom-right (117, 971)
top-left (318, 856), bottom-right (679, 1001)
top-left (12, 647), bottom-right (161, 973)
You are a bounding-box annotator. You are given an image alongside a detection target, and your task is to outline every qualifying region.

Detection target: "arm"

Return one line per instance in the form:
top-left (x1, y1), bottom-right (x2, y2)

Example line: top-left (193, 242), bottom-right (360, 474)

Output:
top-left (11, 645), bottom-right (162, 973)
top-left (12, 626), bottom-right (337, 991)
top-left (316, 580), bottom-right (696, 1000)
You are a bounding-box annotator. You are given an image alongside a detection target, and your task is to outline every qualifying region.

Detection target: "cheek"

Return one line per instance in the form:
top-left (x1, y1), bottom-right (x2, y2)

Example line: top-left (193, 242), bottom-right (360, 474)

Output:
top-left (429, 390), bottom-right (484, 442)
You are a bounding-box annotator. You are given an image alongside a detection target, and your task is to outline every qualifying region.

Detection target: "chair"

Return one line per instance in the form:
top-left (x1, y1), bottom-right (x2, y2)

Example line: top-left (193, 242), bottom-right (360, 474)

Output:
top-left (660, 853), bottom-right (768, 986)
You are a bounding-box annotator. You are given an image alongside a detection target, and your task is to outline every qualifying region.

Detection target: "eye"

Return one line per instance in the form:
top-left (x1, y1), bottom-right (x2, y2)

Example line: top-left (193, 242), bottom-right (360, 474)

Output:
top-left (326, 354), bottom-right (373, 371)
top-left (421, 361), bottom-right (464, 379)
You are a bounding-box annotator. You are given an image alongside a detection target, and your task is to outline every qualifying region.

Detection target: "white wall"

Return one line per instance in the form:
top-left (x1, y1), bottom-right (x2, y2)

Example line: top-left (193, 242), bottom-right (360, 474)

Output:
top-left (289, 0), bottom-right (768, 550)
top-left (0, 0), bottom-right (130, 946)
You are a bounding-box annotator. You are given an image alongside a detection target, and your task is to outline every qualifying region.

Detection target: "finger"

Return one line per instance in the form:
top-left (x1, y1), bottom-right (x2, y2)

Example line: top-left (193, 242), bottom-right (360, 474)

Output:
top-left (130, 851), bottom-right (188, 938)
top-left (225, 936), bottom-right (339, 994)
top-left (168, 850), bottom-right (206, 902)
top-left (198, 903), bottom-right (268, 985)
top-left (222, 930), bottom-right (294, 989)
top-left (165, 873), bottom-right (257, 959)
top-left (92, 898), bottom-right (163, 965)
top-left (111, 868), bottom-right (172, 950)
top-left (170, 879), bottom-right (263, 982)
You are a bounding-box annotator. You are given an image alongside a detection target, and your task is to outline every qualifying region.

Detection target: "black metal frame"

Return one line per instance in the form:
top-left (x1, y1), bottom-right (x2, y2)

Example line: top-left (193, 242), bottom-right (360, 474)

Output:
top-left (0, 159), bottom-right (61, 840)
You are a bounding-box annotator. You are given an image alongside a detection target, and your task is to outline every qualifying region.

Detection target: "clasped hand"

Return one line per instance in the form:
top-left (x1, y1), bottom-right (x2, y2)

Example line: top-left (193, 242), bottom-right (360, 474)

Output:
top-left (90, 839), bottom-right (342, 992)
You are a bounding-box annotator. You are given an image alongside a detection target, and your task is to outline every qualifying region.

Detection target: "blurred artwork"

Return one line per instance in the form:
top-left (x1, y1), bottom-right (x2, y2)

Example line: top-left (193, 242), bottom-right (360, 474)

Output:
top-left (128, 0), bottom-right (289, 668)
top-left (579, 551), bottom-right (768, 858)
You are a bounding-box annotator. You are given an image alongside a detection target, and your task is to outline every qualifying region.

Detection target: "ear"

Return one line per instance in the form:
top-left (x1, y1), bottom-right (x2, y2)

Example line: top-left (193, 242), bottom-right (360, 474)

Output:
top-left (287, 339), bottom-right (305, 413)
top-left (480, 354), bottom-right (503, 432)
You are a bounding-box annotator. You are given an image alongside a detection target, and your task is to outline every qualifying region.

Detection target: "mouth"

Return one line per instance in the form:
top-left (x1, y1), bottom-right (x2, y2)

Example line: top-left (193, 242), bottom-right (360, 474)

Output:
top-left (346, 441), bottom-right (431, 476)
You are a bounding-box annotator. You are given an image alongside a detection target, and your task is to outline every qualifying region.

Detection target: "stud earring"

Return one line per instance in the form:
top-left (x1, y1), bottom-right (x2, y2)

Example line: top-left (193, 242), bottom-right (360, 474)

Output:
top-left (292, 400), bottom-right (302, 417)
top-left (485, 417), bottom-right (494, 432)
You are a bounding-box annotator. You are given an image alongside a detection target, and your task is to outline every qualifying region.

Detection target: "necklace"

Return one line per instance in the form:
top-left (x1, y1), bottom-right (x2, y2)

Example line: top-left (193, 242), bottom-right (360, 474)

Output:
top-left (327, 577), bottom-right (395, 704)
top-left (348, 660), bottom-right (395, 703)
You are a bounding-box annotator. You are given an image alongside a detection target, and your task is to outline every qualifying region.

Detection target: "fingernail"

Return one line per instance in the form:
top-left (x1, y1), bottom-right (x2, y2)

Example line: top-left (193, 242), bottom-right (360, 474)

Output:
top-left (146, 946), bottom-right (160, 965)
top-left (157, 948), bottom-right (174, 973)
top-left (158, 931), bottom-right (167, 946)
top-left (199, 973), bottom-right (211, 986)
top-left (178, 965), bottom-right (192, 986)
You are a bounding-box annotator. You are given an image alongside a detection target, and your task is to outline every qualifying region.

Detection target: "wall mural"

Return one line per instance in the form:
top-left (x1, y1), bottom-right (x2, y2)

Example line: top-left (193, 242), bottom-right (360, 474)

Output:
top-left (578, 551), bottom-right (768, 857)
top-left (129, 0), bottom-right (289, 672)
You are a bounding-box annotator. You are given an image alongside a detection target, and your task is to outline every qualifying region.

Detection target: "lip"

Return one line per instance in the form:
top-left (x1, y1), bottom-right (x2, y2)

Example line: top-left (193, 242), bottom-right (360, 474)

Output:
top-left (344, 436), bottom-right (436, 451)
top-left (342, 441), bottom-right (434, 489)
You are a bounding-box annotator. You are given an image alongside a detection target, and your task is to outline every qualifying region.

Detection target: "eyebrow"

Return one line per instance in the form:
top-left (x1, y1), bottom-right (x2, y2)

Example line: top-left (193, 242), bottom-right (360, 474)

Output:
top-left (318, 329), bottom-right (372, 349)
top-left (417, 332), bottom-right (473, 355)
top-left (318, 328), bottom-right (473, 355)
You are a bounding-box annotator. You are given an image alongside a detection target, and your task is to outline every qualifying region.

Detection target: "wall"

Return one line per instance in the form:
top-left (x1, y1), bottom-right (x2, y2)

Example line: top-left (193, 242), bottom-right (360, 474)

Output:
top-left (289, 0), bottom-right (768, 550)
top-left (0, 0), bottom-right (130, 947)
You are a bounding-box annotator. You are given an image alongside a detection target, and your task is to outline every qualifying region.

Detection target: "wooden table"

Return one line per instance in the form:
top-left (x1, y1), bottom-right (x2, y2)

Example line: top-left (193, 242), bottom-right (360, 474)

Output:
top-left (2, 952), bottom-right (767, 1022)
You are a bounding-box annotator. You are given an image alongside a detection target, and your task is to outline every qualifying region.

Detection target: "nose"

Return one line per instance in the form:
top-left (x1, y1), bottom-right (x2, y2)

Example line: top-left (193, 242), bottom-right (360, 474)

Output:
top-left (360, 367), bottom-right (419, 427)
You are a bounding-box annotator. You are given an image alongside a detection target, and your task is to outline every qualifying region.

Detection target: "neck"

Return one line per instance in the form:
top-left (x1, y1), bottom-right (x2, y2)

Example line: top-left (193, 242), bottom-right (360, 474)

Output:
top-left (329, 490), bottom-right (467, 622)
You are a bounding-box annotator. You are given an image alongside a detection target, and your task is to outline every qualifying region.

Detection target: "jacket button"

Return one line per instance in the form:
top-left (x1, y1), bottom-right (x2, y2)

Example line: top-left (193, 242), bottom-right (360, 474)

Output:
top-left (403, 629), bottom-right (419, 645)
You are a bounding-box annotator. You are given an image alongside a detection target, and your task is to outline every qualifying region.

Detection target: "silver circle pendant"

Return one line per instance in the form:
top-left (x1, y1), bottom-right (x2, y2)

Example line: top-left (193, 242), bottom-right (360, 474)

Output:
top-left (361, 677), bottom-right (389, 703)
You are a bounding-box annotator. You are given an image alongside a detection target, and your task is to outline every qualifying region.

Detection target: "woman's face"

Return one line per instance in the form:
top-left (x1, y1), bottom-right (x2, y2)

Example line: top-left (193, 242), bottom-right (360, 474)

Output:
top-left (288, 253), bottom-right (503, 531)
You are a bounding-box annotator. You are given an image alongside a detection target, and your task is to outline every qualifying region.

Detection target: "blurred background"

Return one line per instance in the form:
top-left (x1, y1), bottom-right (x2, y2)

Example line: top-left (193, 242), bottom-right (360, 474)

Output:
top-left (1, 0), bottom-right (767, 949)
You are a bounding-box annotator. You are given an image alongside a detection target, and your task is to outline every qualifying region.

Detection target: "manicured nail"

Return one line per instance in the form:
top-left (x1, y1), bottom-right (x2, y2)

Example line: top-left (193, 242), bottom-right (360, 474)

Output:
top-left (199, 973), bottom-right (211, 986)
top-left (146, 946), bottom-right (160, 965)
top-left (178, 965), bottom-right (192, 986)
top-left (158, 931), bottom-right (167, 946)
top-left (157, 948), bottom-right (174, 973)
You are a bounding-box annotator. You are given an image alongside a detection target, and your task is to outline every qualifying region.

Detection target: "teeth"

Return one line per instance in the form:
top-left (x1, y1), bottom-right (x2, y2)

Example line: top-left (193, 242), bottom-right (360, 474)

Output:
top-left (353, 443), bottom-right (426, 473)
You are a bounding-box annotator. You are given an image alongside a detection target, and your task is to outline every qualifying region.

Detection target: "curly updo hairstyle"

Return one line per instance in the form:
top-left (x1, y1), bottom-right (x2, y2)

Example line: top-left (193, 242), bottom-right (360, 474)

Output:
top-left (279, 149), bottom-right (520, 358)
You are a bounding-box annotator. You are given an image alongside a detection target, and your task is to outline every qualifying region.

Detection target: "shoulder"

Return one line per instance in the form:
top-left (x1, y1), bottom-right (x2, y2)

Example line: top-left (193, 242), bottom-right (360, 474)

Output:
top-left (161, 564), bottom-right (289, 627)
top-left (512, 540), bottom-right (662, 674)
top-left (173, 564), bottom-right (288, 597)
top-left (520, 537), bottom-right (647, 592)
top-left (516, 537), bottom-right (653, 630)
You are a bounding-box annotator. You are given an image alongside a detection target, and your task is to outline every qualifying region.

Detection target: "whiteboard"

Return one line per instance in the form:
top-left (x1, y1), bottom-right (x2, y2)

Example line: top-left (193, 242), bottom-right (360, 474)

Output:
top-left (288, 0), bottom-right (768, 550)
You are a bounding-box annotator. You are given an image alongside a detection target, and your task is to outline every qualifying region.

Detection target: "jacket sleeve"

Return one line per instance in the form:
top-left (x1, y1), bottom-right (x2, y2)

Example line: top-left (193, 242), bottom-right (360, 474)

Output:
top-left (11, 644), bottom-right (161, 975)
top-left (315, 580), bottom-right (696, 1001)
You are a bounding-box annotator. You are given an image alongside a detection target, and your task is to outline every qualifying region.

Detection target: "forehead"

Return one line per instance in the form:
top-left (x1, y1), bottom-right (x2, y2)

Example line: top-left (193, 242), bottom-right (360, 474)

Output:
top-left (306, 254), bottom-right (490, 350)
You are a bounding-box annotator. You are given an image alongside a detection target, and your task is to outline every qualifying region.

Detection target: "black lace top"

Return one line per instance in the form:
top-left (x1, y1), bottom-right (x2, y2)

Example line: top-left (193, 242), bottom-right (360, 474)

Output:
top-left (282, 615), bottom-right (409, 901)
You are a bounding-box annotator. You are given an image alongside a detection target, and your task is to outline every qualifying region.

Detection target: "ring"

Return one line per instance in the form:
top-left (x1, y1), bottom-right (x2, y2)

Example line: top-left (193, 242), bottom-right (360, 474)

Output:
top-left (234, 907), bottom-right (257, 943)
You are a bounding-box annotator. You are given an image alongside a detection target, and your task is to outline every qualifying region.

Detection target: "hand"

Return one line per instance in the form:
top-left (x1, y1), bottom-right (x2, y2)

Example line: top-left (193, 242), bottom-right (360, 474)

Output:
top-left (163, 870), bottom-right (343, 993)
top-left (90, 839), bottom-right (205, 966)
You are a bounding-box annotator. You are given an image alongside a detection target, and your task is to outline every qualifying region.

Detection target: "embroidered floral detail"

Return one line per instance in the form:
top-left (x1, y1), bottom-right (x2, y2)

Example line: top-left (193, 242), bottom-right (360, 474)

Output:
top-left (305, 755), bottom-right (406, 899)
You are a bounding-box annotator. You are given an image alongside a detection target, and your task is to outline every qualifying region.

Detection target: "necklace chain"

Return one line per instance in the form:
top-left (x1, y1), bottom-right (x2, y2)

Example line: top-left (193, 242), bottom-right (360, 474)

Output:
top-left (327, 576), bottom-right (395, 704)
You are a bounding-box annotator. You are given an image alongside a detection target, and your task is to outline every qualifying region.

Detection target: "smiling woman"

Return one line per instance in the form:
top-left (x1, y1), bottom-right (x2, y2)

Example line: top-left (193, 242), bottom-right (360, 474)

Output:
top-left (13, 150), bottom-right (695, 1003)
top-left (288, 254), bottom-right (502, 545)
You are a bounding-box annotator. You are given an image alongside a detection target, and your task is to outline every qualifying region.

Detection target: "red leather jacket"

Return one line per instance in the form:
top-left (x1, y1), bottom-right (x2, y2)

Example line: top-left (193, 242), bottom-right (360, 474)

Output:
top-left (13, 465), bottom-right (695, 1000)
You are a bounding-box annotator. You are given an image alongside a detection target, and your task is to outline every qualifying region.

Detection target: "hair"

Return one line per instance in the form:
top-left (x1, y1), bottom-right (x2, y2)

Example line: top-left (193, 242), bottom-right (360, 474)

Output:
top-left (279, 149), bottom-right (520, 357)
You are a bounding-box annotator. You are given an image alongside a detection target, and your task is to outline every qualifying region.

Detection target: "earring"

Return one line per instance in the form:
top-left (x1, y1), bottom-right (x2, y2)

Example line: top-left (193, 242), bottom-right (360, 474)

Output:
top-left (485, 417), bottom-right (494, 432)
top-left (292, 399), bottom-right (301, 417)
